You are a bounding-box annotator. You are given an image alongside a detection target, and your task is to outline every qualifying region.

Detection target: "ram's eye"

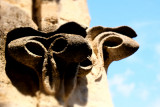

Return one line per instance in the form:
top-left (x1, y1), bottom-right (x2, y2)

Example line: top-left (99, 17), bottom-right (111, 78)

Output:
top-left (25, 41), bottom-right (45, 56)
top-left (78, 57), bottom-right (92, 77)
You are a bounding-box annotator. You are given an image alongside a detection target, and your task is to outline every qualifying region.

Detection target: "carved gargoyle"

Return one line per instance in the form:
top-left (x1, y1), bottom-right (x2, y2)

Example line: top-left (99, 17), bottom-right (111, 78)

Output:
top-left (5, 22), bottom-right (139, 106)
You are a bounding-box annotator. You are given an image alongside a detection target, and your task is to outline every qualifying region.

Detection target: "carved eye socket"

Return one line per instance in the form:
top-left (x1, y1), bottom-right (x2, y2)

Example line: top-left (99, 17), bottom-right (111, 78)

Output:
top-left (78, 57), bottom-right (92, 77)
top-left (104, 36), bottom-right (123, 47)
top-left (25, 42), bottom-right (45, 56)
top-left (51, 38), bottom-right (68, 52)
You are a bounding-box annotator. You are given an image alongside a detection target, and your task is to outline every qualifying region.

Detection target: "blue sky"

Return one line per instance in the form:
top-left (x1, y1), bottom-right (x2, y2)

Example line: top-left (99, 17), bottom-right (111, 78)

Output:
top-left (88, 0), bottom-right (160, 107)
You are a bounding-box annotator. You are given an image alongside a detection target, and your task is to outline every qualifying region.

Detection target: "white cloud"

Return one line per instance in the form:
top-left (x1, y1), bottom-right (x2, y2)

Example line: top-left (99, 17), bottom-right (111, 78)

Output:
top-left (125, 55), bottom-right (142, 64)
top-left (131, 21), bottom-right (160, 29)
top-left (153, 99), bottom-right (160, 107)
top-left (148, 98), bottom-right (160, 107)
top-left (155, 44), bottom-right (160, 55)
top-left (108, 69), bottom-right (135, 97)
top-left (146, 64), bottom-right (155, 69)
top-left (154, 44), bottom-right (160, 64)
top-left (132, 22), bottom-right (152, 29)
top-left (139, 89), bottom-right (149, 101)
top-left (156, 74), bottom-right (160, 82)
top-left (117, 83), bottom-right (135, 97)
top-left (124, 69), bottom-right (134, 76)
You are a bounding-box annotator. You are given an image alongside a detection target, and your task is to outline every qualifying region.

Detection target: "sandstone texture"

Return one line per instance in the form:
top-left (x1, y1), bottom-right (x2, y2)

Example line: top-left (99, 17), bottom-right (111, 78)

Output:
top-left (0, 0), bottom-right (139, 107)
top-left (0, 0), bottom-right (92, 107)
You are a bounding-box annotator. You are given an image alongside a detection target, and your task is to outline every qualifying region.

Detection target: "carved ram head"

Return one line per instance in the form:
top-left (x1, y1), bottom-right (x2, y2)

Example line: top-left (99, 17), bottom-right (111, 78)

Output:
top-left (5, 22), bottom-right (139, 104)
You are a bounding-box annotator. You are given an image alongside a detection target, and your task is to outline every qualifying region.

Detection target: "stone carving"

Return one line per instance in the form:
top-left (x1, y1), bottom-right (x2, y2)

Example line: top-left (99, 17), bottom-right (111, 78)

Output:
top-left (86, 25), bottom-right (138, 69)
top-left (5, 21), bottom-right (139, 106)
top-left (1, 0), bottom-right (139, 106)
top-left (5, 22), bottom-right (91, 99)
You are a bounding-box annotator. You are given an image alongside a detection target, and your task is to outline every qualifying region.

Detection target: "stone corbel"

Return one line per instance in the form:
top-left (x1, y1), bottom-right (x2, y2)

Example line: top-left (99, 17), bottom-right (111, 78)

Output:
top-left (5, 21), bottom-right (139, 106)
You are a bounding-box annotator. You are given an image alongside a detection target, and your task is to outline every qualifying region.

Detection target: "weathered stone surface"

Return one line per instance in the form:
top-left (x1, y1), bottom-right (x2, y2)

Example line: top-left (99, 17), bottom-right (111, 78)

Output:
top-left (0, 1), bottom-right (38, 107)
top-left (59, 0), bottom-right (90, 27)
top-left (0, 0), bottom-right (37, 86)
top-left (0, 0), bottom-right (37, 34)
top-left (41, 1), bottom-right (59, 32)
top-left (0, 0), bottom-right (139, 107)
top-left (3, 0), bottom-right (32, 17)
top-left (41, 0), bottom-right (90, 32)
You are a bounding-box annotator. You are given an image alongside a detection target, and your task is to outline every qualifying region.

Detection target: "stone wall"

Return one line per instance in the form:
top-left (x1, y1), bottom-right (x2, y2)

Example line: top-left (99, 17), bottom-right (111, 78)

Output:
top-left (0, 0), bottom-right (92, 107)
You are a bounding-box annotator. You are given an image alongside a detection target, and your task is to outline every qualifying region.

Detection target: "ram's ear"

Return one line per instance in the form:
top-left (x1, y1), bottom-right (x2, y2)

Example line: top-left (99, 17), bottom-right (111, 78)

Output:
top-left (104, 26), bottom-right (137, 38)
top-left (48, 22), bottom-right (87, 37)
top-left (86, 26), bottom-right (137, 40)
top-left (6, 27), bottom-right (46, 45)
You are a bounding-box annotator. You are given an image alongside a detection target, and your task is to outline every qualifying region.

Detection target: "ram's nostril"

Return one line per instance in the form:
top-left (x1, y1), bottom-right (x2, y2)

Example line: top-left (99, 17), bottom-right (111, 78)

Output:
top-left (80, 58), bottom-right (92, 67)
top-left (104, 36), bottom-right (122, 47)
top-left (78, 58), bottom-right (92, 77)
top-left (25, 42), bottom-right (45, 56)
top-left (51, 38), bottom-right (68, 52)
